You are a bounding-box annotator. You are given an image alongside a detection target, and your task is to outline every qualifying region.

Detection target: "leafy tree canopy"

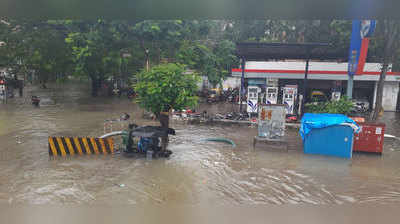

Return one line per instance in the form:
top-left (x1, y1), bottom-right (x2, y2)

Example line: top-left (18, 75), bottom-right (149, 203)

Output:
top-left (176, 39), bottom-right (237, 87)
top-left (134, 63), bottom-right (200, 115)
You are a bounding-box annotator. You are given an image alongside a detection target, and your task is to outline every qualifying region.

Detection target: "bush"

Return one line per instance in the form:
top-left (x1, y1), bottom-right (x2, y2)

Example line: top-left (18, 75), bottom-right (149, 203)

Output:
top-left (305, 97), bottom-right (353, 115)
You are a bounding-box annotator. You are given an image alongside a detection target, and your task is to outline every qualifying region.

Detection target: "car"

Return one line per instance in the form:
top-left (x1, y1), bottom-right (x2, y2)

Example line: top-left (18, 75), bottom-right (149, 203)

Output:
top-left (352, 98), bottom-right (370, 113)
top-left (206, 89), bottom-right (219, 103)
top-left (309, 90), bottom-right (328, 104)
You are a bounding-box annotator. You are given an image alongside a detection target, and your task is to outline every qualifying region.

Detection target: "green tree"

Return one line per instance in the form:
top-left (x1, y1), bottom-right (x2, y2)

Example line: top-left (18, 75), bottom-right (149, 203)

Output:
top-left (370, 20), bottom-right (400, 120)
top-left (26, 23), bottom-right (73, 86)
top-left (131, 20), bottom-right (217, 69)
top-left (134, 63), bottom-right (199, 150)
top-left (64, 20), bottom-right (132, 96)
top-left (176, 39), bottom-right (237, 87)
top-left (1, 19), bottom-right (73, 84)
top-left (176, 42), bottom-right (217, 86)
top-left (131, 20), bottom-right (186, 66)
top-left (0, 19), bottom-right (31, 76)
top-left (214, 40), bottom-right (238, 82)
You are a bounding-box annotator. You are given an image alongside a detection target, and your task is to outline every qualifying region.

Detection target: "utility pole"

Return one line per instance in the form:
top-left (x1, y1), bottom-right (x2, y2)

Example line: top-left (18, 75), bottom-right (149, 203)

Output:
top-left (145, 49), bottom-right (150, 72)
top-left (239, 57), bottom-right (246, 113)
top-left (301, 57), bottom-right (310, 117)
top-left (346, 74), bottom-right (354, 99)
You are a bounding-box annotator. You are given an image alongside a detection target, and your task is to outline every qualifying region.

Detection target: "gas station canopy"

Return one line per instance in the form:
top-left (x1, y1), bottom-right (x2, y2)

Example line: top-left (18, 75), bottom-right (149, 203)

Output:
top-left (236, 42), bottom-right (346, 60)
top-left (235, 42), bottom-right (347, 115)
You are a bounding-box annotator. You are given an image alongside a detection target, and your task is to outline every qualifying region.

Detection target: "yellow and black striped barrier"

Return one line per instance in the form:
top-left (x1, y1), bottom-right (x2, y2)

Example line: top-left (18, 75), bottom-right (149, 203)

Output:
top-left (48, 137), bottom-right (114, 157)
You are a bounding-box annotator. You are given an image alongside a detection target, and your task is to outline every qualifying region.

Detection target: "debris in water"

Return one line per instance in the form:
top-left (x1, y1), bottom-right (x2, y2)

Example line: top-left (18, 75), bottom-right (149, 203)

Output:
top-left (384, 134), bottom-right (400, 141)
top-left (15, 136), bottom-right (22, 144)
top-left (203, 138), bottom-right (236, 147)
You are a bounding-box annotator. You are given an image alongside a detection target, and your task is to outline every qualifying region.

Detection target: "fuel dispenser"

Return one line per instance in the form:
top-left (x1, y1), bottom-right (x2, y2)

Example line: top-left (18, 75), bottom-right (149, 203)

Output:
top-left (247, 86), bottom-right (260, 113)
top-left (266, 87), bottom-right (278, 104)
top-left (282, 86), bottom-right (298, 115)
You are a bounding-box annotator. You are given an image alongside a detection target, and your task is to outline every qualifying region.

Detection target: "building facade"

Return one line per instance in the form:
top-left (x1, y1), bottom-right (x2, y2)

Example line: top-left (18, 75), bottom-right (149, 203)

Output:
top-left (231, 61), bottom-right (400, 111)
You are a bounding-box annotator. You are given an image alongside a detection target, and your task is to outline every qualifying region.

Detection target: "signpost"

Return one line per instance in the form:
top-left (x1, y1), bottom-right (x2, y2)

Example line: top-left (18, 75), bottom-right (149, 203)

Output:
top-left (240, 57), bottom-right (246, 112)
top-left (347, 20), bottom-right (376, 99)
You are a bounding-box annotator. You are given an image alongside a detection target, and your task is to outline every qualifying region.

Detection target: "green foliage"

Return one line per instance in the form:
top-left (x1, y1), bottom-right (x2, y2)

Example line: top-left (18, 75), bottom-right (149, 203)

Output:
top-left (3, 18), bottom-right (400, 101)
top-left (224, 20), bottom-right (351, 45)
top-left (176, 39), bottom-right (237, 87)
top-left (64, 21), bottom-right (121, 79)
top-left (134, 63), bottom-right (200, 115)
top-left (305, 97), bottom-right (354, 115)
top-left (62, 20), bottom-right (145, 95)
top-left (214, 40), bottom-right (238, 76)
top-left (0, 19), bottom-right (73, 82)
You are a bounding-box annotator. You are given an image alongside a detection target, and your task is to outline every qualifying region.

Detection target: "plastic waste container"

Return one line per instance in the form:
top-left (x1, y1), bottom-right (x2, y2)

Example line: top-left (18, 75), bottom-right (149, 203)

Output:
top-left (353, 122), bottom-right (385, 154)
top-left (300, 113), bottom-right (360, 159)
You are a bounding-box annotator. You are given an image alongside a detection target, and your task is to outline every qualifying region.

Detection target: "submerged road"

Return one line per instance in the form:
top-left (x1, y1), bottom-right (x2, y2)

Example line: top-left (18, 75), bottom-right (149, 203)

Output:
top-left (1, 82), bottom-right (400, 205)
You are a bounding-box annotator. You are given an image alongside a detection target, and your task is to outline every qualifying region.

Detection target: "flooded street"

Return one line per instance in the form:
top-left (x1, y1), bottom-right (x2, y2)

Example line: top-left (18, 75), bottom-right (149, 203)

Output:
top-left (1, 82), bottom-right (400, 205)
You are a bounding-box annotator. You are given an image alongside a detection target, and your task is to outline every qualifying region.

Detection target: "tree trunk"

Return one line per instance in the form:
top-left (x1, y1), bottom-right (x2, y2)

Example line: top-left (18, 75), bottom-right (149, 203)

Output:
top-left (371, 63), bottom-right (388, 120)
top-left (159, 112), bottom-right (169, 151)
top-left (139, 39), bottom-right (149, 71)
top-left (158, 46), bottom-right (161, 64)
top-left (371, 20), bottom-right (399, 120)
top-left (91, 77), bottom-right (99, 97)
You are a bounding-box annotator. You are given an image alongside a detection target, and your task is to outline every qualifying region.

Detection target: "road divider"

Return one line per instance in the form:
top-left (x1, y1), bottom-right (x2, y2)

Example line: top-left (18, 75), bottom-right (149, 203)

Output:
top-left (48, 137), bottom-right (114, 156)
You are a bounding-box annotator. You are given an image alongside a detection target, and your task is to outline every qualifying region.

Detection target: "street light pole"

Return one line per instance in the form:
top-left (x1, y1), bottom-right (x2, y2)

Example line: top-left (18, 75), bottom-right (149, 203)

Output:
top-left (301, 48), bottom-right (311, 117)
top-left (239, 57), bottom-right (246, 113)
top-left (145, 49), bottom-right (150, 72)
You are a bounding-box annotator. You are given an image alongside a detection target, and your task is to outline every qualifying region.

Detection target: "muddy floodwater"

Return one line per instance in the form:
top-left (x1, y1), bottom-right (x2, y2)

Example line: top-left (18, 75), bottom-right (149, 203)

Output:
top-left (1, 82), bottom-right (400, 205)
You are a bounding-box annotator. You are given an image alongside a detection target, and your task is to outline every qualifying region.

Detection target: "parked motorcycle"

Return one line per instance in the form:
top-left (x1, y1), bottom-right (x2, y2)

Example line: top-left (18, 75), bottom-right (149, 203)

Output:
top-left (352, 99), bottom-right (370, 113)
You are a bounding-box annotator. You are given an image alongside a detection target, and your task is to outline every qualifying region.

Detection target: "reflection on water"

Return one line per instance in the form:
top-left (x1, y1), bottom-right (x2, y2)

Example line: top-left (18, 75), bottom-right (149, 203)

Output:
top-left (1, 82), bottom-right (400, 205)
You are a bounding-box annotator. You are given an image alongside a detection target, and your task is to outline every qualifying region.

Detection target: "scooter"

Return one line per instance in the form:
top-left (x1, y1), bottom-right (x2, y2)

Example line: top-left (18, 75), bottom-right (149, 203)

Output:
top-left (31, 96), bottom-right (40, 106)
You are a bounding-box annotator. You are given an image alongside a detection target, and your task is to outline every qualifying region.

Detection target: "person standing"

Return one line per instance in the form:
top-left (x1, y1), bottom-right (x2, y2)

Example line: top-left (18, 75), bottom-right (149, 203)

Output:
top-left (18, 80), bottom-right (23, 97)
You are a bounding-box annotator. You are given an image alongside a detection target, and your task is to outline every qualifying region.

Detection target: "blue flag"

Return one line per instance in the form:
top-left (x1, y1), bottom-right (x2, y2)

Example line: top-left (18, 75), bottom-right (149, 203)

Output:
top-left (348, 20), bottom-right (362, 76)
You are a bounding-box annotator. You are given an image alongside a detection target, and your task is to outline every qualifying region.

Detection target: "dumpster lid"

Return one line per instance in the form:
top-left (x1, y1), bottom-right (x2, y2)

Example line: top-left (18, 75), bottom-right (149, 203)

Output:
top-left (300, 113), bottom-right (360, 140)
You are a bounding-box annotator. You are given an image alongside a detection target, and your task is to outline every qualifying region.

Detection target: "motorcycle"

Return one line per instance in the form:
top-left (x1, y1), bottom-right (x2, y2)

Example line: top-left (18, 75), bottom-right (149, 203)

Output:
top-left (31, 96), bottom-right (40, 106)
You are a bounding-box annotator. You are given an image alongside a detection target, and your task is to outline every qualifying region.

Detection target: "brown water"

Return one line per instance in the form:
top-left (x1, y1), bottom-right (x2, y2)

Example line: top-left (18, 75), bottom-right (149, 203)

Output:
top-left (1, 82), bottom-right (400, 205)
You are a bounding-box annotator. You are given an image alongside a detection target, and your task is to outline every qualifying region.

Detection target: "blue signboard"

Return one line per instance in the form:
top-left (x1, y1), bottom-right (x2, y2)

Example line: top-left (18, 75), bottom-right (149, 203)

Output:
top-left (360, 20), bottom-right (376, 39)
top-left (348, 20), bottom-right (376, 76)
top-left (348, 20), bottom-right (362, 76)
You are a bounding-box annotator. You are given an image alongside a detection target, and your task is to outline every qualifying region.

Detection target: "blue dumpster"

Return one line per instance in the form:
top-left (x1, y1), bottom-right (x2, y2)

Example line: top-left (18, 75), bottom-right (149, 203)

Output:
top-left (300, 114), bottom-right (360, 159)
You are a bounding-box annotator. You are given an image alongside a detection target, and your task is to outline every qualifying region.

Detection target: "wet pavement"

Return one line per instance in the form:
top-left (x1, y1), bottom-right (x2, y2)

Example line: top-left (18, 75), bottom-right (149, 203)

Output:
top-left (1, 82), bottom-right (400, 205)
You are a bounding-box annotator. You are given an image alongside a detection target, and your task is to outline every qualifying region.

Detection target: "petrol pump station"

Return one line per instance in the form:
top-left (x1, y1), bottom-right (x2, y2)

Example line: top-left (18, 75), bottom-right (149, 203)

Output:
top-left (247, 86), bottom-right (260, 113)
top-left (282, 85), bottom-right (298, 115)
top-left (266, 87), bottom-right (278, 104)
